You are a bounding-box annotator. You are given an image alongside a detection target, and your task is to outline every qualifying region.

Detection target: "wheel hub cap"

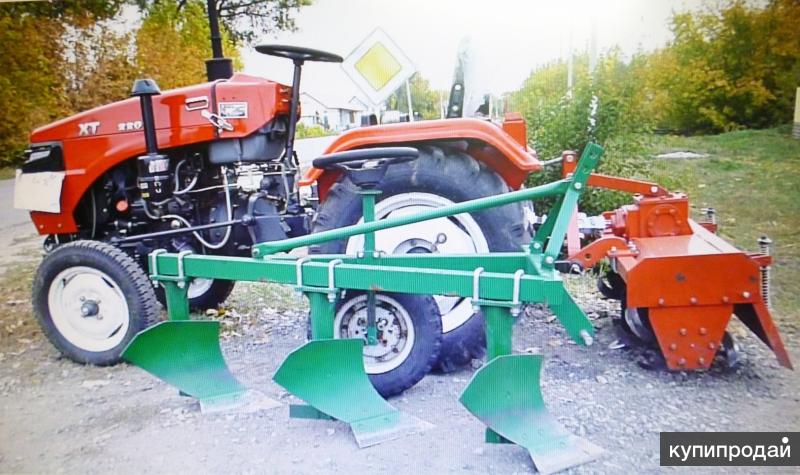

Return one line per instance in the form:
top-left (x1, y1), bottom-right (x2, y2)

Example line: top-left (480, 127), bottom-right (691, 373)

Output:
top-left (48, 266), bottom-right (130, 352)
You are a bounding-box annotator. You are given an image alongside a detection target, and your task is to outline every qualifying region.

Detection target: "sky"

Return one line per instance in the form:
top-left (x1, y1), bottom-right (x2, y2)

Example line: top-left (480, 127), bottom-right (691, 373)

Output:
top-left (242, 0), bottom-right (707, 106)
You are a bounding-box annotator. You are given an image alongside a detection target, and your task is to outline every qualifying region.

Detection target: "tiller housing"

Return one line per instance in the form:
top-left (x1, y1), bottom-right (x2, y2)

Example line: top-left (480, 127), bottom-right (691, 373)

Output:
top-left (562, 152), bottom-right (792, 371)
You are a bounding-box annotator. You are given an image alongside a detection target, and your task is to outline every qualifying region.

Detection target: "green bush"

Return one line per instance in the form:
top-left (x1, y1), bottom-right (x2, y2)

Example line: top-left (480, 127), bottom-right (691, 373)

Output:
top-left (510, 50), bottom-right (654, 214)
top-left (295, 123), bottom-right (333, 139)
top-left (644, 0), bottom-right (800, 133)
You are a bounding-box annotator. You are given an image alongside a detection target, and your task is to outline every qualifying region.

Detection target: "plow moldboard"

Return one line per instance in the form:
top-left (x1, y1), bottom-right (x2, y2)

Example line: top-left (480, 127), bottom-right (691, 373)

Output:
top-left (460, 354), bottom-right (603, 474)
top-left (273, 339), bottom-right (432, 447)
top-left (122, 320), bottom-right (249, 411)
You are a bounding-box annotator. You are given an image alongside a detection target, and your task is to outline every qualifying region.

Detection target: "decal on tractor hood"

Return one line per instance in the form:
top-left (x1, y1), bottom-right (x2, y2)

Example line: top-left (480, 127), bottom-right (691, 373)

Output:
top-left (218, 102), bottom-right (248, 119)
top-left (78, 121), bottom-right (100, 136)
top-left (118, 120), bottom-right (143, 132)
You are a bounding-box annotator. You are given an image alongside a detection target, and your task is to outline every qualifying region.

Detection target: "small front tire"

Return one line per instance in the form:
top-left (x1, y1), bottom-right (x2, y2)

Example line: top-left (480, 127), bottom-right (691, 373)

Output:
top-left (32, 240), bottom-right (160, 365)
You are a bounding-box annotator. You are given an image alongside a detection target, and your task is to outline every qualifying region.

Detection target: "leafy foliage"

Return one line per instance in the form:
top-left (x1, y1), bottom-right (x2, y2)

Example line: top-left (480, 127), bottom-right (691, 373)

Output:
top-left (0, 14), bottom-right (68, 169)
top-left (385, 73), bottom-right (442, 120)
top-left (644, 0), bottom-right (800, 133)
top-left (509, 0), bottom-right (799, 213)
top-left (136, 0), bottom-right (242, 90)
top-left (510, 50), bottom-right (654, 214)
top-left (295, 123), bottom-right (332, 138)
top-left (136, 0), bottom-right (312, 44)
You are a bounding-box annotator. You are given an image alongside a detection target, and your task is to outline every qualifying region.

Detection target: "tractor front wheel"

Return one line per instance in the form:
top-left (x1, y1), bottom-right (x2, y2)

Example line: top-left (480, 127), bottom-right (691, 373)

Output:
top-left (32, 240), bottom-right (160, 365)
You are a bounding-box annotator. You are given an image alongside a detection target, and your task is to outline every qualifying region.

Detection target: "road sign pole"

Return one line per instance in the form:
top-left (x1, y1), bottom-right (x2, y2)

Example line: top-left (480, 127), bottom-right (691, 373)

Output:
top-left (405, 79), bottom-right (414, 121)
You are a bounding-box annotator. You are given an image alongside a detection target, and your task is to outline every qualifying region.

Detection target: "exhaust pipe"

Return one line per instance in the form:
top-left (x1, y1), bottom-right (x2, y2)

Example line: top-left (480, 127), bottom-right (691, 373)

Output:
top-left (205, 0), bottom-right (233, 81)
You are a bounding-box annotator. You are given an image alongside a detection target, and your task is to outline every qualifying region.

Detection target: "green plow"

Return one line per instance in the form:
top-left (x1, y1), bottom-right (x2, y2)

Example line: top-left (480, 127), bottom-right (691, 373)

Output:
top-left (274, 339), bottom-right (431, 447)
top-left (121, 320), bottom-right (252, 412)
top-left (121, 143), bottom-right (607, 469)
top-left (460, 355), bottom-right (604, 475)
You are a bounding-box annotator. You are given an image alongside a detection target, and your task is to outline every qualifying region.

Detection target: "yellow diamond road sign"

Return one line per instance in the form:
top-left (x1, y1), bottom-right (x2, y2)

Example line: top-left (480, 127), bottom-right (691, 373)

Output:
top-left (343, 28), bottom-right (415, 105)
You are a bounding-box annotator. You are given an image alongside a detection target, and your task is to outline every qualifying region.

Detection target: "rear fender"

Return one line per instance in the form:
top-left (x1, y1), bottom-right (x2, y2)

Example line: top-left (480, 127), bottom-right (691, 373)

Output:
top-left (300, 118), bottom-right (541, 201)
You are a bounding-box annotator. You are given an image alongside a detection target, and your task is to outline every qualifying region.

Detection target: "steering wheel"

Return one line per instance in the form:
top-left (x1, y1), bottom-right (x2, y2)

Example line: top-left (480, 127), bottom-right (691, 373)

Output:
top-left (254, 44), bottom-right (343, 64)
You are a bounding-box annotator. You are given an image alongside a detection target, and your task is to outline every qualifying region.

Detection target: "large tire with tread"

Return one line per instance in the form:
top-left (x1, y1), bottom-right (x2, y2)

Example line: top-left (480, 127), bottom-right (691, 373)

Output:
top-left (311, 145), bottom-right (528, 372)
top-left (333, 291), bottom-right (442, 397)
top-left (33, 240), bottom-right (160, 365)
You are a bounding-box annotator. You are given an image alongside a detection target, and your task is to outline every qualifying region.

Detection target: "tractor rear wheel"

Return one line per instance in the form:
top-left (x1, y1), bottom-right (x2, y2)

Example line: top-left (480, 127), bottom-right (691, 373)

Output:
top-left (32, 240), bottom-right (160, 365)
top-left (310, 145), bottom-right (529, 372)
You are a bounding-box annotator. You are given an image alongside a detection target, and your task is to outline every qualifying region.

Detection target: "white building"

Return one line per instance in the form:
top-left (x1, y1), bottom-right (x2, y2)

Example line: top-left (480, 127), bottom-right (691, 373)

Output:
top-left (299, 92), bottom-right (365, 132)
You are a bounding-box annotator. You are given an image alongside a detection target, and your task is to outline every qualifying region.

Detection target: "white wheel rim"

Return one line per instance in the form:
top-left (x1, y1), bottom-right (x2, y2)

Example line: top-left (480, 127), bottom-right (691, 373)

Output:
top-left (47, 266), bottom-right (130, 352)
top-left (334, 294), bottom-right (415, 374)
top-left (345, 192), bottom-right (489, 332)
top-left (187, 278), bottom-right (214, 300)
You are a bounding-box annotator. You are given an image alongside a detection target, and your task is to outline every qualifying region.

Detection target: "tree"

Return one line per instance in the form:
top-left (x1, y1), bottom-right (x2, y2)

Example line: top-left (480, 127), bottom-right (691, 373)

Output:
top-left (136, 0), bottom-right (311, 43)
top-left (644, 0), bottom-right (800, 133)
top-left (0, 0), bottom-right (309, 166)
top-left (136, 0), bottom-right (242, 90)
top-left (385, 73), bottom-right (443, 120)
top-left (0, 1), bottom-right (127, 166)
top-left (509, 50), bottom-right (655, 213)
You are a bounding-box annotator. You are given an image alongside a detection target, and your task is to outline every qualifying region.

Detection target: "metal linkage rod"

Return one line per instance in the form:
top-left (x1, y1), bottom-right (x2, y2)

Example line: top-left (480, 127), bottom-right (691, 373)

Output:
top-left (252, 179), bottom-right (570, 256)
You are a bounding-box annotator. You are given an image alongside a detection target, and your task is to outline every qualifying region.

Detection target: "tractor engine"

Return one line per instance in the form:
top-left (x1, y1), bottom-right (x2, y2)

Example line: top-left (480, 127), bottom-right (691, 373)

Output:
top-left (91, 130), bottom-right (306, 264)
top-left (38, 76), bottom-right (310, 272)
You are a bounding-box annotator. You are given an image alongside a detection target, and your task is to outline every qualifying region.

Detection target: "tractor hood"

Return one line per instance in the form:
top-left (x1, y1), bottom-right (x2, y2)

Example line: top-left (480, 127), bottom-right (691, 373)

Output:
top-left (30, 73), bottom-right (292, 144)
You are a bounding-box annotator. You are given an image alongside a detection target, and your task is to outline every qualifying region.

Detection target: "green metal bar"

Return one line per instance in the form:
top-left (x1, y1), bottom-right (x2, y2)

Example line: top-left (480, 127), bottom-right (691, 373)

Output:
top-left (307, 292), bottom-right (336, 339)
top-left (252, 180), bottom-right (570, 256)
top-left (484, 306), bottom-right (514, 360)
top-left (163, 281), bottom-right (190, 321)
top-left (482, 304), bottom-right (516, 445)
top-left (267, 253), bottom-right (534, 275)
top-left (542, 187), bottom-right (581, 266)
top-left (550, 287), bottom-right (595, 346)
top-left (542, 144), bottom-right (603, 263)
top-left (365, 291), bottom-right (376, 345)
top-left (150, 254), bottom-right (565, 305)
top-left (531, 193), bottom-right (565, 253)
top-left (360, 190), bottom-right (380, 256)
top-left (530, 143), bottom-right (604, 257)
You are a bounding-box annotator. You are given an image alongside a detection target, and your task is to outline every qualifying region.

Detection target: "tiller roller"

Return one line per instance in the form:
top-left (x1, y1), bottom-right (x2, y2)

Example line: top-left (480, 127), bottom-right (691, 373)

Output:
top-left (123, 143), bottom-right (606, 471)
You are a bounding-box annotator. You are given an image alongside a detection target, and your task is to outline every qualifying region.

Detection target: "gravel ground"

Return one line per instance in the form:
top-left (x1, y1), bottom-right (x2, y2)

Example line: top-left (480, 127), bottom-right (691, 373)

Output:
top-left (1, 274), bottom-right (799, 474)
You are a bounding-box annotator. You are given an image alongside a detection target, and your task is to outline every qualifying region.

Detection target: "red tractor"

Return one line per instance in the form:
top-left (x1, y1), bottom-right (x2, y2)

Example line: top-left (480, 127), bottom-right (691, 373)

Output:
top-left (17, 43), bottom-right (538, 395)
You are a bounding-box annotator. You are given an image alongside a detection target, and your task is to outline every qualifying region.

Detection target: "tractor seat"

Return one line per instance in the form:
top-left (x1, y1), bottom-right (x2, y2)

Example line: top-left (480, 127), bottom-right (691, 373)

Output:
top-left (312, 147), bottom-right (419, 189)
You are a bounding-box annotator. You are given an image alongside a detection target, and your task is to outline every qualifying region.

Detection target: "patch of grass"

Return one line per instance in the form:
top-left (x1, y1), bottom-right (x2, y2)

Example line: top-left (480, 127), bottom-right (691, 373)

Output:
top-left (648, 124), bottom-right (800, 324)
top-left (0, 262), bottom-right (39, 354)
top-left (0, 167), bottom-right (16, 180)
